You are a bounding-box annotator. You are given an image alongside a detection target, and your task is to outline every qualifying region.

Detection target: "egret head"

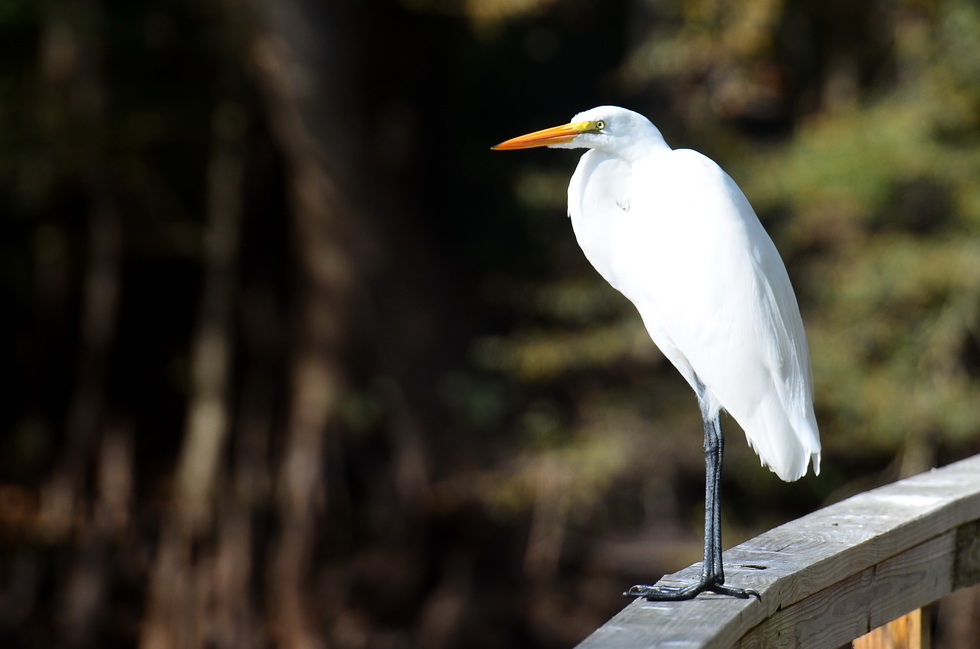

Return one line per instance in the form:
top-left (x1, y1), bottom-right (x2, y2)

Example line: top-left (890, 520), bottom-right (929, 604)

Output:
top-left (492, 106), bottom-right (667, 161)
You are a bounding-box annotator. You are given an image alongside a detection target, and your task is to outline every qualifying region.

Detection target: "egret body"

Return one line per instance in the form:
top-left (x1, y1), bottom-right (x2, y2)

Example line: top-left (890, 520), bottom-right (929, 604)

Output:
top-left (493, 106), bottom-right (820, 600)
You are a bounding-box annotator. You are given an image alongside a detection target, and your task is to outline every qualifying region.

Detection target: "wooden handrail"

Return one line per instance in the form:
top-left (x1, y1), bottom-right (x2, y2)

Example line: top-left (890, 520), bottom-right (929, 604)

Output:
top-left (575, 453), bottom-right (980, 648)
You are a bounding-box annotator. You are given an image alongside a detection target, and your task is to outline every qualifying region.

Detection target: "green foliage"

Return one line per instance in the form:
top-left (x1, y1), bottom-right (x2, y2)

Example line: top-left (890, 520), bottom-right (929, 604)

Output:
top-left (738, 0), bottom-right (980, 464)
top-left (477, 0), bottom-right (980, 533)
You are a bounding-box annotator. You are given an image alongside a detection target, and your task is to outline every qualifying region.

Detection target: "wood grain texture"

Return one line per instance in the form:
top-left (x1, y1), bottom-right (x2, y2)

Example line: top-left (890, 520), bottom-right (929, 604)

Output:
top-left (575, 454), bottom-right (980, 649)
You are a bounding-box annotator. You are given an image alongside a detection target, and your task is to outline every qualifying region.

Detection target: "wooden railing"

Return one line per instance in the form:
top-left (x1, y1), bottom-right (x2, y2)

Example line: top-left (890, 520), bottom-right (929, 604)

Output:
top-left (575, 453), bottom-right (980, 649)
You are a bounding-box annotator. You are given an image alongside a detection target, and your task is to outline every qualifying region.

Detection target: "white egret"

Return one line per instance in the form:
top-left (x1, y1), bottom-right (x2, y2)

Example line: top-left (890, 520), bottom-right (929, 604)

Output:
top-left (493, 106), bottom-right (820, 600)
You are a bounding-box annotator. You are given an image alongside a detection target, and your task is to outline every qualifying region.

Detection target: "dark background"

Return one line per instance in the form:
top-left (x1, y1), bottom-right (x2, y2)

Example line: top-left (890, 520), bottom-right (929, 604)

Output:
top-left (1, 0), bottom-right (979, 647)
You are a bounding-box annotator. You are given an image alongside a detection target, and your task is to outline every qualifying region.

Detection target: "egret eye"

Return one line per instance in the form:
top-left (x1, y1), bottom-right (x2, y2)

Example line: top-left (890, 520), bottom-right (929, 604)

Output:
top-left (595, 120), bottom-right (606, 130)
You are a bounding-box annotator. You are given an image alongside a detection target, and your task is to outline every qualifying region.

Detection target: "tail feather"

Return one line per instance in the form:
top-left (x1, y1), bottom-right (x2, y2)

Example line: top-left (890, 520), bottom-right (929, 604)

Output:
top-left (738, 393), bottom-right (820, 482)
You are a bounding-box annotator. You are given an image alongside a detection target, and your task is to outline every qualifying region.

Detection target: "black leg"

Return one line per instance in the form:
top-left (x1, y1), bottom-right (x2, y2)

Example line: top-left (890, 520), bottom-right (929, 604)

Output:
top-left (626, 383), bottom-right (759, 601)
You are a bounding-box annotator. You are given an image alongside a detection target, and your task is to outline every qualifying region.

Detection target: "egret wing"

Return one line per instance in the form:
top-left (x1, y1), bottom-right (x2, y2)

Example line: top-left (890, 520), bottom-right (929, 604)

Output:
top-left (591, 149), bottom-right (820, 481)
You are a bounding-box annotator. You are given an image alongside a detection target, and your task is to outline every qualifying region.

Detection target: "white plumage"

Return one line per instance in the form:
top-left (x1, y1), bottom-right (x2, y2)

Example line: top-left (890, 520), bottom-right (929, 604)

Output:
top-left (567, 109), bottom-right (819, 481)
top-left (494, 105), bottom-right (820, 599)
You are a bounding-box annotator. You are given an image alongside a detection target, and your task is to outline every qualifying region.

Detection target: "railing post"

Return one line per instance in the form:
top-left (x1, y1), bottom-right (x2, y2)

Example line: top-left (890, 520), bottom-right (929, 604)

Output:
top-left (852, 608), bottom-right (928, 649)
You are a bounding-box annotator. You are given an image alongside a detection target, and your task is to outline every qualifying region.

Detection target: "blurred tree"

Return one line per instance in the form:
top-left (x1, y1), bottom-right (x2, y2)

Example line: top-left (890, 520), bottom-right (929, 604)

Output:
top-left (0, 0), bottom-right (978, 648)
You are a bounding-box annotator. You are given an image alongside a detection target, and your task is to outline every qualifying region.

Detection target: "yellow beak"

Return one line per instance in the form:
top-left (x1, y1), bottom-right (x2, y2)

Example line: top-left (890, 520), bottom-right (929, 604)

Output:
top-left (492, 121), bottom-right (592, 150)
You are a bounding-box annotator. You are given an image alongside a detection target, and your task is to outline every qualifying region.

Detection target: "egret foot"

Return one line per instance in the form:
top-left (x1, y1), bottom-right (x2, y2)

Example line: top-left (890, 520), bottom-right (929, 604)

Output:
top-left (625, 579), bottom-right (759, 601)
